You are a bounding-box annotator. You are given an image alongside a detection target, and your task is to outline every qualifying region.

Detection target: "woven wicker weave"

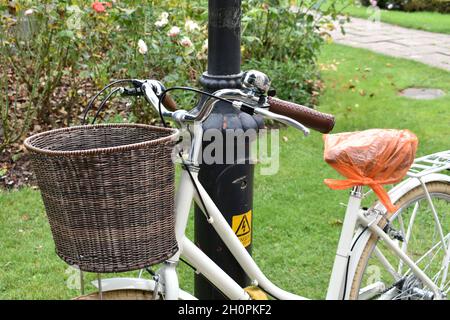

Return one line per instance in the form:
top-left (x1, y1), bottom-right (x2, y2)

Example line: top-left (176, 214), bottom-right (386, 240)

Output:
top-left (24, 123), bottom-right (179, 273)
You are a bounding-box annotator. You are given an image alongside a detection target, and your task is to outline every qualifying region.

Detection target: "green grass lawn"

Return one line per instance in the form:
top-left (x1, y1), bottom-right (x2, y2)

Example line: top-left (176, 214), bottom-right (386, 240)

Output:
top-left (1, 43), bottom-right (449, 299)
top-left (343, 4), bottom-right (450, 34)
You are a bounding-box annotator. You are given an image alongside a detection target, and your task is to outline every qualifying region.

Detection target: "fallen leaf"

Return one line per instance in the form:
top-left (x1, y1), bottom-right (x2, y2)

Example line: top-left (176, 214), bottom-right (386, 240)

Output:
top-left (329, 219), bottom-right (343, 226)
top-left (282, 136), bottom-right (288, 142)
top-left (11, 153), bottom-right (22, 162)
top-left (0, 168), bottom-right (7, 177)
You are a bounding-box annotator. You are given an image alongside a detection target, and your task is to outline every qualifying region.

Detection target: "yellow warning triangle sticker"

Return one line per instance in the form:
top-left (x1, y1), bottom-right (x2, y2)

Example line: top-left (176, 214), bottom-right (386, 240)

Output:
top-left (232, 210), bottom-right (252, 247)
top-left (235, 215), bottom-right (251, 237)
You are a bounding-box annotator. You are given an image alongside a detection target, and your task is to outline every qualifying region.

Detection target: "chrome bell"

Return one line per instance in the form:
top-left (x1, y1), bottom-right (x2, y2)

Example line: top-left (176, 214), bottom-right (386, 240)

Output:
top-left (241, 70), bottom-right (271, 94)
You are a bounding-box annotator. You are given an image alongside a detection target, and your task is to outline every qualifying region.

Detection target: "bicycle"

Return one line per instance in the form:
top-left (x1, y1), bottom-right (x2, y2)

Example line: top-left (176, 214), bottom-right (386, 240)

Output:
top-left (30, 70), bottom-right (450, 300)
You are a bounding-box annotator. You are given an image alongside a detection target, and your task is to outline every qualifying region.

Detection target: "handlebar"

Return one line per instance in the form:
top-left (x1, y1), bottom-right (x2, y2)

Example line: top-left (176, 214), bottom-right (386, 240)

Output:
top-left (162, 94), bottom-right (178, 112)
top-left (132, 72), bottom-right (336, 135)
top-left (122, 85), bottom-right (177, 111)
top-left (267, 97), bottom-right (335, 134)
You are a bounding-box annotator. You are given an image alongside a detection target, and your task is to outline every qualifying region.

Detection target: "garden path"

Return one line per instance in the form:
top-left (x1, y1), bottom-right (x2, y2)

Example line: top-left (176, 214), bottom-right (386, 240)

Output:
top-left (330, 17), bottom-right (450, 71)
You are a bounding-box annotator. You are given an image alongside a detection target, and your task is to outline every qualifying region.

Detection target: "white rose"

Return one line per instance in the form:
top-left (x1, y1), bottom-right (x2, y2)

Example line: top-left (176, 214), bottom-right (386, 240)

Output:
top-left (185, 19), bottom-right (200, 32)
top-left (289, 5), bottom-right (299, 14)
top-left (138, 39), bottom-right (148, 55)
top-left (160, 12), bottom-right (169, 20)
top-left (196, 52), bottom-right (207, 60)
top-left (180, 37), bottom-right (193, 48)
top-left (155, 19), bottom-right (168, 28)
top-left (167, 26), bottom-right (181, 37)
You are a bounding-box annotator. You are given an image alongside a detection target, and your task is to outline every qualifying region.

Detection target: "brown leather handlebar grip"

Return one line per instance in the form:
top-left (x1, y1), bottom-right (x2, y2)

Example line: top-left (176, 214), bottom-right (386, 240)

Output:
top-left (162, 94), bottom-right (178, 112)
top-left (267, 96), bottom-right (335, 134)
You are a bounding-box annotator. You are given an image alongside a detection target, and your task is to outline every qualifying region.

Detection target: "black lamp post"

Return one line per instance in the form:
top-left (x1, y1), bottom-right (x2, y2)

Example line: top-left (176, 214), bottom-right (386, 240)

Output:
top-left (195, 0), bottom-right (263, 300)
top-left (194, 0), bottom-right (263, 299)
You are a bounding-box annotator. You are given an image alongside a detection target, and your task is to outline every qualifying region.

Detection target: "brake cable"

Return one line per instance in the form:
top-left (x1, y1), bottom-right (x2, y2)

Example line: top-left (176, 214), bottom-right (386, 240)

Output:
top-left (91, 87), bottom-right (122, 124)
top-left (81, 79), bottom-right (136, 124)
top-left (156, 86), bottom-right (249, 223)
top-left (342, 226), bottom-right (369, 300)
top-left (156, 86), bottom-right (239, 127)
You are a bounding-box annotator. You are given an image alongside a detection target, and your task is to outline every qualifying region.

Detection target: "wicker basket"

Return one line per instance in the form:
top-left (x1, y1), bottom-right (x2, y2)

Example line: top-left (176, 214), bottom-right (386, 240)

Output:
top-left (24, 123), bottom-right (179, 273)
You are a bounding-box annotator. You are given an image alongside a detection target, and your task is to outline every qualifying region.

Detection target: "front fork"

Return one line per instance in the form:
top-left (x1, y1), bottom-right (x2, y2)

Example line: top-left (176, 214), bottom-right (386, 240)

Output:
top-left (157, 261), bottom-right (179, 300)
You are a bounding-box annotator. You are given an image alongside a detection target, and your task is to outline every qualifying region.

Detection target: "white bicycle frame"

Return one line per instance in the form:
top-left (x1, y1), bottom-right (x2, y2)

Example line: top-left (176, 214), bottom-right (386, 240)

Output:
top-left (95, 122), bottom-right (449, 300)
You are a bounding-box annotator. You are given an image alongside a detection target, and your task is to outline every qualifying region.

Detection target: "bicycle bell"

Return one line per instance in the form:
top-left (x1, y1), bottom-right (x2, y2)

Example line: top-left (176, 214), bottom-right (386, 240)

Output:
top-left (241, 70), bottom-right (271, 95)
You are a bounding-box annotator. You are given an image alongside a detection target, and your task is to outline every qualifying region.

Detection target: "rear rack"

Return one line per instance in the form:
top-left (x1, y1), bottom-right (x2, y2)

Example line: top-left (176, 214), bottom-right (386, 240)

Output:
top-left (407, 150), bottom-right (450, 178)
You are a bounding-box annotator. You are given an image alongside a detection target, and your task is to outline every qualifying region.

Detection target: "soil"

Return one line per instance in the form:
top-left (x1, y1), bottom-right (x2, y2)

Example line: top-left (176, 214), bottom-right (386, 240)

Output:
top-left (0, 149), bottom-right (36, 189)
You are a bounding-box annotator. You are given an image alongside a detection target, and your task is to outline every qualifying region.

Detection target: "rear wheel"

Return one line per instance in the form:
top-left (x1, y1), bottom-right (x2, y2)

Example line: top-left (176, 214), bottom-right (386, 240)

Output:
top-left (350, 182), bottom-right (450, 300)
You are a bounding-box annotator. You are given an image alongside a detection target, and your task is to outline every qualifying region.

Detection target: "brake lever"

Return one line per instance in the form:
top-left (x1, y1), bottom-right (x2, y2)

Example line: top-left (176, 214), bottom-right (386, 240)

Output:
top-left (140, 81), bottom-right (173, 118)
top-left (255, 107), bottom-right (310, 136)
top-left (231, 101), bottom-right (310, 136)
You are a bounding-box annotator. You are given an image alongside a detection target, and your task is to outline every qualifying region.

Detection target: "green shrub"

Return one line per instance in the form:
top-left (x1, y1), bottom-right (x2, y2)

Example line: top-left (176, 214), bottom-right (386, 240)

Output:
top-left (0, 67), bottom-right (35, 153)
top-left (360, 0), bottom-right (450, 12)
top-left (0, 3), bottom-right (81, 126)
top-left (240, 0), bottom-right (349, 104)
top-left (243, 58), bottom-right (323, 108)
top-left (403, 0), bottom-right (450, 13)
top-left (0, 0), bottom-right (350, 148)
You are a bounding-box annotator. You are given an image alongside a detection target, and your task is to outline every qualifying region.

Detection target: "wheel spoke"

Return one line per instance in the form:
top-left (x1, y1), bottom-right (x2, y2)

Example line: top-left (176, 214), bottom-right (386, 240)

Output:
top-left (397, 213), bottom-right (407, 274)
top-left (420, 179), bottom-right (448, 257)
top-left (439, 236), bottom-right (450, 289)
top-left (374, 246), bottom-right (401, 281)
top-left (399, 202), bottom-right (421, 274)
top-left (403, 236), bottom-right (447, 277)
top-left (432, 265), bottom-right (444, 283)
top-left (422, 243), bottom-right (444, 273)
top-left (443, 280), bottom-right (450, 294)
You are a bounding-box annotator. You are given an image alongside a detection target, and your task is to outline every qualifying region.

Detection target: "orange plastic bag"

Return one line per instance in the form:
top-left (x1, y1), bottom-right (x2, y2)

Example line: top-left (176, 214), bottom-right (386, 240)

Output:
top-left (323, 129), bottom-right (418, 213)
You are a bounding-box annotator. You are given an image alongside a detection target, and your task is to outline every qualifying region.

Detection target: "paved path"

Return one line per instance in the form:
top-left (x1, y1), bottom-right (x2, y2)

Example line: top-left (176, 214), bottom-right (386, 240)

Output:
top-left (330, 17), bottom-right (450, 71)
